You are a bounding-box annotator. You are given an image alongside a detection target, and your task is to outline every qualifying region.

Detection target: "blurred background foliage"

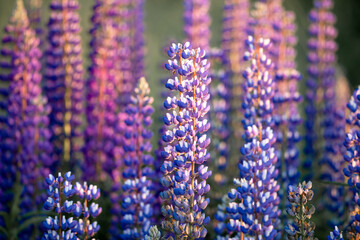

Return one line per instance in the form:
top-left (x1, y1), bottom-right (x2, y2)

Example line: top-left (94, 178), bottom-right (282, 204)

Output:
top-left (0, 0), bottom-right (359, 108)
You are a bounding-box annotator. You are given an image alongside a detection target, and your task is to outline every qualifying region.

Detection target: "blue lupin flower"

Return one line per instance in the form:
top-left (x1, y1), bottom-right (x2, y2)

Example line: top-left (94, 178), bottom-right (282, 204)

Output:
top-left (42, 172), bottom-right (102, 239)
top-left (160, 42), bottom-right (212, 239)
top-left (119, 77), bottom-right (156, 239)
top-left (327, 226), bottom-right (344, 240)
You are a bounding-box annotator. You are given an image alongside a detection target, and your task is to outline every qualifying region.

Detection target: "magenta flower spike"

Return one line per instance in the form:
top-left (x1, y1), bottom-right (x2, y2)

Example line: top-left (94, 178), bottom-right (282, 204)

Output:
top-left (85, 0), bottom-right (123, 182)
top-left (184, 0), bottom-right (211, 51)
top-left (0, 0), bottom-right (53, 237)
top-left (161, 42), bottom-right (212, 239)
top-left (44, 0), bottom-right (84, 167)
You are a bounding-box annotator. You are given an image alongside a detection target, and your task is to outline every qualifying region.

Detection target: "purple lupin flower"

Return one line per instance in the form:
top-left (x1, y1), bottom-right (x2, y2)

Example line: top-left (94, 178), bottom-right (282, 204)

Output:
top-left (343, 87), bottom-right (360, 238)
top-left (44, 0), bottom-right (84, 168)
top-left (130, 0), bottom-right (145, 81)
top-left (119, 77), bottom-right (155, 238)
top-left (84, 0), bottom-right (122, 182)
top-left (221, 36), bottom-right (280, 239)
top-left (303, 0), bottom-right (337, 181)
top-left (161, 42), bottom-right (212, 239)
top-left (0, 1), bottom-right (53, 238)
top-left (184, 0), bottom-right (211, 51)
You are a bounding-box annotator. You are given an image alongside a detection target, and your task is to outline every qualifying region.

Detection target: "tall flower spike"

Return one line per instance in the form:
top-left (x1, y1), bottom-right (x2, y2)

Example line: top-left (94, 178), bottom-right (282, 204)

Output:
top-left (85, 3), bottom-right (121, 182)
top-left (161, 42), bottom-right (212, 239)
top-left (343, 87), bottom-right (360, 238)
top-left (44, 0), bottom-right (84, 168)
top-left (0, 1), bottom-right (53, 237)
top-left (285, 182), bottom-right (317, 240)
top-left (221, 36), bottom-right (280, 239)
top-left (119, 77), bottom-right (155, 239)
top-left (303, 0), bottom-right (338, 181)
top-left (271, 9), bottom-right (302, 221)
top-left (221, 0), bottom-right (249, 142)
top-left (184, 0), bottom-right (211, 51)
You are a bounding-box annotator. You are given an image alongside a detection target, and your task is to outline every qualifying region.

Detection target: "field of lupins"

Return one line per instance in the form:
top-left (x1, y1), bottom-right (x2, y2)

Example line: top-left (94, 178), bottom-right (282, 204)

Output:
top-left (0, 0), bottom-right (359, 239)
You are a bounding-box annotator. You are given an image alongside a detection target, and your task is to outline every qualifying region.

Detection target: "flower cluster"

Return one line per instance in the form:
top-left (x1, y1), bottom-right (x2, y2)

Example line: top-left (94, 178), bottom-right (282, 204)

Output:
top-left (0, 2), bottom-right (52, 238)
top-left (160, 42), bottom-right (212, 239)
top-left (42, 172), bottom-right (102, 239)
top-left (184, 0), bottom-right (211, 50)
top-left (285, 181), bottom-right (317, 240)
top-left (119, 77), bottom-right (155, 239)
top-left (44, 0), bottom-right (84, 166)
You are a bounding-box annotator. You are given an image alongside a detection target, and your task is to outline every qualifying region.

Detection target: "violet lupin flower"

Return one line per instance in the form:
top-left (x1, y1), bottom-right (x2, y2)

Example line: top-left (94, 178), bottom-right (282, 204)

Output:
top-left (0, 1), bottom-right (53, 237)
top-left (303, 0), bottom-right (337, 181)
top-left (119, 77), bottom-right (155, 239)
top-left (327, 226), bottom-right (344, 240)
top-left (160, 42), bottom-right (212, 239)
top-left (221, 0), bottom-right (249, 141)
top-left (285, 182), bottom-right (317, 240)
top-left (85, 7), bottom-right (120, 182)
top-left (184, 0), bottom-right (211, 51)
top-left (343, 87), bottom-right (360, 238)
top-left (44, 0), bottom-right (84, 167)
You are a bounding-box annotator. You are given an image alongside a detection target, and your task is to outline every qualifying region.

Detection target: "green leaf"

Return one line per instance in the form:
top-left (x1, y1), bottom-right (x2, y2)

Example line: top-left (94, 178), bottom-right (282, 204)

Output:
top-left (17, 216), bottom-right (46, 234)
top-left (319, 181), bottom-right (349, 187)
top-left (0, 225), bottom-right (8, 236)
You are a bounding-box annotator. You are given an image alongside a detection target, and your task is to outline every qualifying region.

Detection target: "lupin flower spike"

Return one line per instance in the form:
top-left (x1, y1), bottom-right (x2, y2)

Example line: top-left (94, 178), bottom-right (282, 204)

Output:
top-left (85, 10), bottom-right (120, 182)
top-left (219, 36), bottom-right (280, 239)
top-left (44, 0), bottom-right (84, 167)
top-left (0, 1), bottom-right (53, 237)
top-left (343, 86), bottom-right (360, 238)
top-left (42, 172), bottom-right (102, 239)
top-left (285, 181), bottom-right (317, 240)
top-left (221, 0), bottom-right (249, 142)
top-left (161, 42), bottom-right (212, 239)
top-left (184, 0), bottom-right (211, 50)
top-left (303, 0), bottom-right (338, 181)
top-left (119, 77), bottom-right (155, 239)
top-left (271, 8), bottom-right (302, 221)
